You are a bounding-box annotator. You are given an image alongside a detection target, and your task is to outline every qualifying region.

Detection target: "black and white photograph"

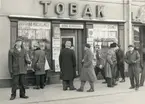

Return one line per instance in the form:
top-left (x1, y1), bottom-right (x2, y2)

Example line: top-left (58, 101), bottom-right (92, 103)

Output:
top-left (0, 0), bottom-right (145, 104)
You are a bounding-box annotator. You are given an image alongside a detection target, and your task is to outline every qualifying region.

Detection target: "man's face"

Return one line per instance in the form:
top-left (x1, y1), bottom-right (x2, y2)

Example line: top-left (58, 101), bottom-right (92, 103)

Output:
top-left (128, 47), bottom-right (134, 52)
top-left (95, 46), bottom-right (99, 51)
top-left (15, 41), bottom-right (22, 49)
top-left (65, 41), bottom-right (71, 48)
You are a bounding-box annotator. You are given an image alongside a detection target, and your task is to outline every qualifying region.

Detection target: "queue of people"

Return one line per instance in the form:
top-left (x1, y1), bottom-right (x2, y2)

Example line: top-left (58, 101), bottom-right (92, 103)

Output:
top-left (8, 38), bottom-right (145, 100)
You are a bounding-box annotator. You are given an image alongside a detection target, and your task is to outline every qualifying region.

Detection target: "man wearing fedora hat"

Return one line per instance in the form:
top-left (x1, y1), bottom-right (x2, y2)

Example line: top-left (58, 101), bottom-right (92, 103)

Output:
top-left (105, 43), bottom-right (118, 87)
top-left (8, 38), bottom-right (31, 100)
top-left (125, 45), bottom-right (141, 90)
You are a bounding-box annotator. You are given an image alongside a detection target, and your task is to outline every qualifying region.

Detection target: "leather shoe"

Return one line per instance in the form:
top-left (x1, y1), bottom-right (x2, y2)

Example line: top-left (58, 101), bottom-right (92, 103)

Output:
top-left (129, 86), bottom-right (135, 89)
top-left (20, 96), bottom-right (29, 99)
top-left (10, 96), bottom-right (16, 100)
top-left (77, 88), bottom-right (83, 92)
top-left (120, 79), bottom-right (125, 83)
top-left (87, 89), bottom-right (94, 92)
top-left (69, 87), bottom-right (76, 90)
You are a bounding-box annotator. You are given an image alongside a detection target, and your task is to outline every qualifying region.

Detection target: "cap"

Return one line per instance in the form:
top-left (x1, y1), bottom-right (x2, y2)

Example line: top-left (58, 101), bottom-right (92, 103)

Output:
top-left (110, 43), bottom-right (117, 48)
top-left (85, 44), bottom-right (91, 48)
top-left (128, 45), bottom-right (134, 48)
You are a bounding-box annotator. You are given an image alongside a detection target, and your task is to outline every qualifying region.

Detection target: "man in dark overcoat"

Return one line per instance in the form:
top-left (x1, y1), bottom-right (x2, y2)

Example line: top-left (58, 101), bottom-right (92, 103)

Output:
top-left (140, 46), bottom-right (145, 86)
top-left (8, 38), bottom-right (31, 100)
top-left (59, 41), bottom-right (76, 91)
top-left (125, 45), bottom-right (141, 90)
top-left (115, 44), bottom-right (125, 82)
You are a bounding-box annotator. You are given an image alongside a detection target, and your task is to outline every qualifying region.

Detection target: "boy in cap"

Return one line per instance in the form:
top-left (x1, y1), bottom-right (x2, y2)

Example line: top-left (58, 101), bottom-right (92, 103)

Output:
top-left (125, 45), bottom-right (140, 90)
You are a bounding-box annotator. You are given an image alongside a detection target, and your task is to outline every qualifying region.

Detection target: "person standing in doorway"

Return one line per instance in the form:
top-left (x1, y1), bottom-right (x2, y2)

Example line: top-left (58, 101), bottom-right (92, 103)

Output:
top-left (32, 41), bottom-right (46, 89)
top-left (140, 46), bottom-right (145, 86)
top-left (94, 45), bottom-right (106, 83)
top-left (115, 44), bottom-right (125, 82)
top-left (105, 43), bottom-right (118, 88)
top-left (77, 44), bottom-right (97, 92)
top-left (8, 38), bottom-right (31, 100)
top-left (125, 45), bottom-right (141, 90)
top-left (59, 41), bottom-right (76, 91)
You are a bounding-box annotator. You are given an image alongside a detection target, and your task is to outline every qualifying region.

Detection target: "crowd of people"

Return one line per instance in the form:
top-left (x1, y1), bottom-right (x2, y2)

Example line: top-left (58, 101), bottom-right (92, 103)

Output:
top-left (8, 38), bottom-right (145, 100)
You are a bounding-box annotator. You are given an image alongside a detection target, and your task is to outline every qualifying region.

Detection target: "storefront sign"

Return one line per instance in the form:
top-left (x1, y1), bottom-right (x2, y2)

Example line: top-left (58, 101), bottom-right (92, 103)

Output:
top-left (18, 21), bottom-right (51, 29)
top-left (60, 24), bottom-right (84, 29)
top-left (40, 1), bottom-right (104, 18)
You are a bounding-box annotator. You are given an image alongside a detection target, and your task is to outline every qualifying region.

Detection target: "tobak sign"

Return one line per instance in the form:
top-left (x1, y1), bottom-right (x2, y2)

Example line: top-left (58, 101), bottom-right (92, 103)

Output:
top-left (40, 1), bottom-right (105, 18)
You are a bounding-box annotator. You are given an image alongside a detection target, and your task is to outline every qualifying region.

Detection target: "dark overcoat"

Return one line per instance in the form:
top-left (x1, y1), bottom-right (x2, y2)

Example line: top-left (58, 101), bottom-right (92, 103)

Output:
top-left (125, 50), bottom-right (141, 77)
top-left (104, 48), bottom-right (117, 78)
top-left (32, 48), bottom-right (45, 75)
top-left (80, 49), bottom-right (96, 82)
top-left (59, 48), bottom-right (76, 80)
top-left (8, 48), bottom-right (31, 75)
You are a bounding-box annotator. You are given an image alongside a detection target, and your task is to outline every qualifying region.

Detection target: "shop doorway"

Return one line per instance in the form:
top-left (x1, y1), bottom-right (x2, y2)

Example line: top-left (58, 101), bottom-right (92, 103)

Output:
top-left (61, 29), bottom-right (84, 75)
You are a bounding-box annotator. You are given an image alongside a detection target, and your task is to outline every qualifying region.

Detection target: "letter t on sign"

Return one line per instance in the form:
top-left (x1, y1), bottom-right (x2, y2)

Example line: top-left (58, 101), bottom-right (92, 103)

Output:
top-left (40, 1), bottom-right (51, 16)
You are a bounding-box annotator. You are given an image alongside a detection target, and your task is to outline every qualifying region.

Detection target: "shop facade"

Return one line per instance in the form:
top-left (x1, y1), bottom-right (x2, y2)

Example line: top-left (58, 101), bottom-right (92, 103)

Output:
top-left (0, 0), bottom-right (143, 87)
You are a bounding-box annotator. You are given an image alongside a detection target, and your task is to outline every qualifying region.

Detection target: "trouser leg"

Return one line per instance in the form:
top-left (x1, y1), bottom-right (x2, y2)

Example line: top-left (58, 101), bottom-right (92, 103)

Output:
top-left (100, 68), bottom-right (107, 81)
top-left (69, 80), bottom-right (75, 89)
top-left (94, 66), bottom-right (100, 77)
top-left (40, 75), bottom-right (45, 88)
top-left (80, 81), bottom-right (86, 90)
top-left (19, 74), bottom-right (26, 97)
top-left (62, 80), bottom-right (68, 90)
top-left (44, 70), bottom-right (48, 84)
top-left (134, 72), bottom-right (139, 88)
top-left (36, 75), bottom-right (40, 87)
top-left (140, 65), bottom-right (145, 86)
top-left (120, 63), bottom-right (125, 80)
top-left (107, 78), bottom-right (112, 87)
top-left (89, 81), bottom-right (94, 90)
top-left (115, 64), bottom-right (119, 80)
top-left (11, 75), bottom-right (19, 97)
top-left (130, 73), bottom-right (135, 87)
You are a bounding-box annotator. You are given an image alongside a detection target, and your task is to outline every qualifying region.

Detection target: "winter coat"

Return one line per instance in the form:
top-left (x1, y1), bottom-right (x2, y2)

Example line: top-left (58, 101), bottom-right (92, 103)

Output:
top-left (59, 48), bottom-right (76, 80)
top-left (95, 50), bottom-right (105, 68)
top-left (125, 50), bottom-right (141, 77)
top-left (104, 48), bottom-right (117, 78)
top-left (80, 49), bottom-right (97, 82)
top-left (32, 48), bottom-right (45, 75)
top-left (8, 48), bottom-right (31, 75)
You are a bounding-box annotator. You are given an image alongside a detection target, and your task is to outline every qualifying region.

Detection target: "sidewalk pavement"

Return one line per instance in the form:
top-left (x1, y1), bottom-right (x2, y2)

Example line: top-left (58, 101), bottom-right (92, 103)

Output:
top-left (0, 78), bottom-right (144, 104)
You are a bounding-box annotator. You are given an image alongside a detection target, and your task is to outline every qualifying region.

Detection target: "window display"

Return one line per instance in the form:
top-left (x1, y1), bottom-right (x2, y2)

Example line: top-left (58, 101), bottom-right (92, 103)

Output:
top-left (18, 21), bottom-right (51, 69)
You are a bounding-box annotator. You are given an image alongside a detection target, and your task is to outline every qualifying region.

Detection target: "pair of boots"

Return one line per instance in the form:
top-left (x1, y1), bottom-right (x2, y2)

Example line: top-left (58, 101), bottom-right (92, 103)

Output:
top-left (77, 81), bottom-right (94, 92)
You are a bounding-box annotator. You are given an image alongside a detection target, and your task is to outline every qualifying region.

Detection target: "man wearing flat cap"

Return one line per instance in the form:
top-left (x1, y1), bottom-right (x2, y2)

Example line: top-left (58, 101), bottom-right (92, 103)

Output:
top-left (125, 45), bottom-right (141, 90)
top-left (105, 43), bottom-right (118, 87)
top-left (77, 44), bottom-right (96, 92)
top-left (8, 38), bottom-right (31, 100)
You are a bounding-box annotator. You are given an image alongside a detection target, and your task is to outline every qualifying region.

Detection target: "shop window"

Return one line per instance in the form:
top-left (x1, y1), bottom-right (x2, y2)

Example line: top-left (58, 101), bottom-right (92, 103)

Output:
top-left (133, 26), bottom-right (140, 48)
top-left (17, 21), bottom-right (52, 69)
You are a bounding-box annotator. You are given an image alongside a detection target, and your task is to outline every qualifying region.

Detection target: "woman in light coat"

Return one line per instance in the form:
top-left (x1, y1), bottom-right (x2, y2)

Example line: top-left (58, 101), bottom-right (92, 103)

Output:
top-left (77, 44), bottom-right (96, 92)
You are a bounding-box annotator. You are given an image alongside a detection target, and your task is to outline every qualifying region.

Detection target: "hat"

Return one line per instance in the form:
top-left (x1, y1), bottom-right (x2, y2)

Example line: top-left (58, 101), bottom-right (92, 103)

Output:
top-left (128, 45), bottom-right (134, 48)
top-left (110, 43), bottom-right (117, 48)
top-left (85, 44), bottom-right (91, 48)
top-left (15, 38), bottom-right (23, 42)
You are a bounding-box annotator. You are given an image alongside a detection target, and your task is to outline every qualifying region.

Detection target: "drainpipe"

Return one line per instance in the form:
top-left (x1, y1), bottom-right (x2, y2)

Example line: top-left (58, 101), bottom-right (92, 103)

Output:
top-left (128, 0), bottom-right (133, 45)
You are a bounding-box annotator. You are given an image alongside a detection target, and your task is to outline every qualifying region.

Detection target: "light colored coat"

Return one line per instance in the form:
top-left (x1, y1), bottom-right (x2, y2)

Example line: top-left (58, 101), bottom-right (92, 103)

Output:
top-left (80, 49), bottom-right (96, 82)
top-left (104, 48), bottom-right (117, 78)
